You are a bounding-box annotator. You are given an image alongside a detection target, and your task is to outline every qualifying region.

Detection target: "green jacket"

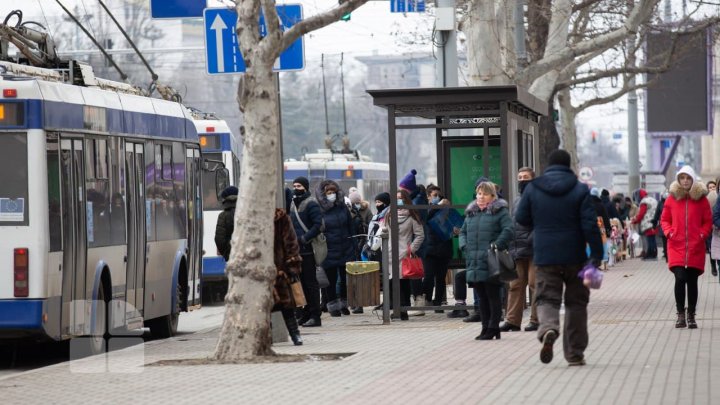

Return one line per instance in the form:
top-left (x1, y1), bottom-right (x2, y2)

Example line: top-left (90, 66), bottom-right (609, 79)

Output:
top-left (460, 199), bottom-right (514, 284)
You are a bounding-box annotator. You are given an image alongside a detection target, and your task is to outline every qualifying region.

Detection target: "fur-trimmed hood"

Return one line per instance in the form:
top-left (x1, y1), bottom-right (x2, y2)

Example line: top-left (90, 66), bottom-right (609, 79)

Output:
top-left (669, 180), bottom-right (707, 201)
top-left (314, 179), bottom-right (346, 211)
top-left (465, 198), bottom-right (508, 216)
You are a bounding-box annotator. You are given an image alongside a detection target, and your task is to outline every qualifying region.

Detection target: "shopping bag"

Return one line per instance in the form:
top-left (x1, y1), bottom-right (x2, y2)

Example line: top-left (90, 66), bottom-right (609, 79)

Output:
top-left (315, 265), bottom-right (330, 288)
top-left (290, 279), bottom-right (306, 307)
top-left (401, 247), bottom-right (424, 279)
top-left (578, 263), bottom-right (603, 289)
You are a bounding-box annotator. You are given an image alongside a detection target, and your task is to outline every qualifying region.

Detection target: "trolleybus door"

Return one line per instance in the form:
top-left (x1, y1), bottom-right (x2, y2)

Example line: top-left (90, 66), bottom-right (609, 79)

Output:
top-left (60, 139), bottom-right (87, 335)
top-left (186, 148), bottom-right (202, 306)
top-left (125, 142), bottom-right (146, 317)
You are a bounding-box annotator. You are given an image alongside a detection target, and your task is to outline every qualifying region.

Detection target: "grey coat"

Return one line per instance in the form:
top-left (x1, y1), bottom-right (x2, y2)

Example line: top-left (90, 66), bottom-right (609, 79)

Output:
top-left (509, 195), bottom-right (533, 260)
top-left (387, 210), bottom-right (425, 279)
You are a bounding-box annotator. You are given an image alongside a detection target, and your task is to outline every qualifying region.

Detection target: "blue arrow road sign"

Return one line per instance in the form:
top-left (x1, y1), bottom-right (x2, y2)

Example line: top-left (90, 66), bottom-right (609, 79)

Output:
top-left (204, 5), bottom-right (305, 74)
top-left (151, 0), bottom-right (204, 19)
top-left (391, 0), bottom-right (426, 13)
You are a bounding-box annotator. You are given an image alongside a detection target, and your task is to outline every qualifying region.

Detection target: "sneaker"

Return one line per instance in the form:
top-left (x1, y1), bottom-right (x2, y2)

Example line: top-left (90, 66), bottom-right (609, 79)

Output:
top-left (567, 358), bottom-right (586, 366)
top-left (351, 306), bottom-right (364, 314)
top-left (447, 309), bottom-right (470, 318)
top-left (540, 330), bottom-right (558, 364)
top-left (463, 313), bottom-right (482, 323)
top-left (408, 296), bottom-right (426, 316)
top-left (340, 307), bottom-right (351, 316)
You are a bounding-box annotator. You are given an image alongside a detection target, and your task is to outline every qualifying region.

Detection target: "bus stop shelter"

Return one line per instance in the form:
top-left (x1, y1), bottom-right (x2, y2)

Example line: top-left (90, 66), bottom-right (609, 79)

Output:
top-left (367, 85), bottom-right (547, 321)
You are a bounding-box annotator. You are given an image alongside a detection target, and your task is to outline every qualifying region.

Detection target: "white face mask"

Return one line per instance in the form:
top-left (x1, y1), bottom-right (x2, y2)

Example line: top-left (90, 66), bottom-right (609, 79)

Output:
top-left (354, 203), bottom-right (361, 210)
top-left (326, 193), bottom-right (337, 202)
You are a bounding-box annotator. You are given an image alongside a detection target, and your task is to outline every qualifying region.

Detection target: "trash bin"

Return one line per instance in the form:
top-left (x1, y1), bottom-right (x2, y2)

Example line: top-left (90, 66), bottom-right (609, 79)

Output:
top-left (346, 261), bottom-right (381, 308)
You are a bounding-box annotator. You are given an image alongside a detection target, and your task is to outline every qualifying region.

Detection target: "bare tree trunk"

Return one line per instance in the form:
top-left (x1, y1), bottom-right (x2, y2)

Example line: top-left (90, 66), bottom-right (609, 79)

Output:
top-left (463, 0), bottom-right (512, 86)
top-left (537, 98), bottom-right (561, 171)
top-left (213, 64), bottom-right (279, 361)
top-left (557, 87), bottom-right (579, 169)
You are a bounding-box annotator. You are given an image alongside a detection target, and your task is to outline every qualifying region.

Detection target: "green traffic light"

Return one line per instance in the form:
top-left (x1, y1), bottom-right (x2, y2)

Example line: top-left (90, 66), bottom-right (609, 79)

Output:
top-left (341, 13), bottom-right (351, 21)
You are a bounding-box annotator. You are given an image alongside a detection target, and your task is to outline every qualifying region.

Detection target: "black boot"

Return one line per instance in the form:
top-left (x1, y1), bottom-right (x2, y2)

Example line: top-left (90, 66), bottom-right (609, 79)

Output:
top-left (282, 310), bottom-right (303, 346)
top-left (676, 309), bottom-right (687, 328)
top-left (476, 328), bottom-right (501, 340)
top-left (687, 311), bottom-right (697, 329)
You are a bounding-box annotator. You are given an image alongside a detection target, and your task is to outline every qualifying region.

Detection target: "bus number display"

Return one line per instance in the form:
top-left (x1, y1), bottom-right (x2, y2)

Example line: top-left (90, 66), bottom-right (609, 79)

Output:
top-left (0, 102), bottom-right (24, 127)
top-left (199, 134), bottom-right (221, 150)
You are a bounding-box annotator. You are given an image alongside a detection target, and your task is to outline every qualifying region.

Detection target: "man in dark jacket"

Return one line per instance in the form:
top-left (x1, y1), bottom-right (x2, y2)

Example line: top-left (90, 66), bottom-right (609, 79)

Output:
top-left (289, 176), bottom-right (325, 327)
top-left (601, 189), bottom-right (620, 220)
top-left (501, 167), bottom-right (539, 333)
top-left (515, 149), bottom-right (603, 367)
top-left (214, 186), bottom-right (238, 261)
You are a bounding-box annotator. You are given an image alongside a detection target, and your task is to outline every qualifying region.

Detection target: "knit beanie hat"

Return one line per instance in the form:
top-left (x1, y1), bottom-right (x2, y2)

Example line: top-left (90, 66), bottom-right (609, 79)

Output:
top-left (349, 191), bottom-right (362, 204)
top-left (293, 176), bottom-right (310, 190)
top-left (590, 187), bottom-right (600, 197)
top-left (548, 149), bottom-right (571, 167)
top-left (375, 192), bottom-right (391, 206)
top-left (399, 169), bottom-right (418, 193)
top-left (221, 186), bottom-right (238, 199)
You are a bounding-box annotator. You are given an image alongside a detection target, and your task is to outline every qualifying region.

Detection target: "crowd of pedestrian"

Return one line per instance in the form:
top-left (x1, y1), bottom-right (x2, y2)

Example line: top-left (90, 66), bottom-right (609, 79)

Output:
top-left (213, 149), bottom-right (717, 365)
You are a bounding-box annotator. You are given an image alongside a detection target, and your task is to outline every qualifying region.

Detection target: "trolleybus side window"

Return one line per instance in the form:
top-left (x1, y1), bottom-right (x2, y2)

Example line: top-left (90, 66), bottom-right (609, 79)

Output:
top-left (85, 138), bottom-right (111, 247)
top-left (145, 140), bottom-right (156, 242)
top-left (172, 142), bottom-right (187, 237)
top-left (47, 139), bottom-right (62, 250)
top-left (0, 133), bottom-right (29, 226)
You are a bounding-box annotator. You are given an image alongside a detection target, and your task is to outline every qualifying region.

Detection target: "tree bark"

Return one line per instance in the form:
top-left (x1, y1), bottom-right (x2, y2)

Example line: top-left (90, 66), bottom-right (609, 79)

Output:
top-left (464, 0), bottom-right (512, 86)
top-left (557, 87), bottom-right (579, 169)
top-left (538, 98), bottom-right (561, 172)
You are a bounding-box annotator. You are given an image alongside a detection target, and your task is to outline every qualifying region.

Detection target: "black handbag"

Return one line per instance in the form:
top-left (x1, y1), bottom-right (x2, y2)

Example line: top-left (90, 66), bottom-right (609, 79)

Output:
top-left (487, 244), bottom-right (518, 282)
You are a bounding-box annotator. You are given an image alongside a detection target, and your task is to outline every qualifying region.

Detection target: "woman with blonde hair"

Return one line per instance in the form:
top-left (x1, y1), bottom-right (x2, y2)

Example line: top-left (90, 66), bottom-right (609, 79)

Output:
top-left (460, 181), bottom-right (514, 340)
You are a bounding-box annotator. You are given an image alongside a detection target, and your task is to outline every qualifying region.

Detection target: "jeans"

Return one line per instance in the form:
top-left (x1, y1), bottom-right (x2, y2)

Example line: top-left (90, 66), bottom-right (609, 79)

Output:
top-left (536, 263), bottom-right (590, 362)
top-left (422, 255), bottom-right (450, 305)
top-left (672, 266), bottom-right (700, 313)
top-left (453, 270), bottom-right (480, 312)
top-left (324, 265), bottom-right (347, 303)
top-left (645, 234), bottom-right (658, 259)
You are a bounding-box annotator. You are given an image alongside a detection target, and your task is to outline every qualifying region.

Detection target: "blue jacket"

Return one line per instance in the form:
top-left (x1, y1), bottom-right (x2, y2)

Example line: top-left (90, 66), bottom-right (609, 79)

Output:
top-left (425, 207), bottom-right (454, 259)
top-left (315, 180), bottom-right (356, 268)
top-left (460, 199), bottom-right (514, 284)
top-left (515, 165), bottom-right (603, 266)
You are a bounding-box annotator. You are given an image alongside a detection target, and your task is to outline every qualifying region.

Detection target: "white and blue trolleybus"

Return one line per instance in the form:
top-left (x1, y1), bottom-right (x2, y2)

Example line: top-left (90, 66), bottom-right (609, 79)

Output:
top-left (0, 61), bottom-right (210, 348)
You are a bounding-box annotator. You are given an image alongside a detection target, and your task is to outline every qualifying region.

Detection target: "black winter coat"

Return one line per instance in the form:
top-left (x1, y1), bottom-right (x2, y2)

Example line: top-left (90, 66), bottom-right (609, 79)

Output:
top-left (214, 196), bottom-right (237, 261)
top-left (591, 195), bottom-right (612, 236)
top-left (509, 195), bottom-right (533, 260)
top-left (515, 165), bottom-right (603, 266)
top-left (289, 192), bottom-right (324, 256)
top-left (601, 194), bottom-right (620, 220)
top-left (315, 180), bottom-right (356, 268)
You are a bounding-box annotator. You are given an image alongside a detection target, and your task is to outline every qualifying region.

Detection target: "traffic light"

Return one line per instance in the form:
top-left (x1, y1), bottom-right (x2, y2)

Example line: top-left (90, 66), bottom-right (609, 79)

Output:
top-left (339, 0), bottom-right (351, 21)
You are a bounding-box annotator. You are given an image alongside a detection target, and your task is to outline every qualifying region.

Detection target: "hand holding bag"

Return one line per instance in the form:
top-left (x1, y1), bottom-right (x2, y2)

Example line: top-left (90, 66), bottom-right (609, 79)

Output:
top-left (401, 246), bottom-right (424, 279)
top-left (487, 243), bottom-right (517, 282)
top-left (289, 277), bottom-right (307, 307)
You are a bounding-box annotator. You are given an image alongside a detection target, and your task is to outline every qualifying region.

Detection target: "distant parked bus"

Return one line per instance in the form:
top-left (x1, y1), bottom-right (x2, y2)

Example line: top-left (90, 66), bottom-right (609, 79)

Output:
top-left (0, 61), bottom-right (208, 351)
top-left (284, 149), bottom-right (389, 202)
top-left (194, 115), bottom-right (241, 284)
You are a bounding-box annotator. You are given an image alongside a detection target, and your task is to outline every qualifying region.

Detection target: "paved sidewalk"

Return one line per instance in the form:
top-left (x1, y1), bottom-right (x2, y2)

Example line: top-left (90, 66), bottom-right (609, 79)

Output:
top-left (2, 257), bottom-right (719, 404)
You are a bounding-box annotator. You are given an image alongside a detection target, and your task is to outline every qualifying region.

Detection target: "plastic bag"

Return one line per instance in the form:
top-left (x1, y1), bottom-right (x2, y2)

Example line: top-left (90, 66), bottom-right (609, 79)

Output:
top-left (578, 263), bottom-right (603, 289)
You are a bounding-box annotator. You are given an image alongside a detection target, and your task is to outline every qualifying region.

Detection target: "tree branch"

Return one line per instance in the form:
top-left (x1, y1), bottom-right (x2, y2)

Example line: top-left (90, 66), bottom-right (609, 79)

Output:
top-left (522, 0), bottom-right (661, 86)
top-left (280, 0), bottom-right (369, 51)
top-left (573, 81), bottom-right (645, 112)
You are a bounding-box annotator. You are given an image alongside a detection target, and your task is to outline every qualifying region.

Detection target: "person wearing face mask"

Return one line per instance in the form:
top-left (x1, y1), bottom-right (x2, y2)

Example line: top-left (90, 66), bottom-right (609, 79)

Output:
top-left (288, 177), bottom-right (325, 327)
top-left (314, 180), bottom-right (356, 317)
top-left (421, 185), bottom-right (454, 313)
top-left (501, 167), bottom-right (540, 333)
top-left (662, 166), bottom-right (712, 329)
top-left (364, 192), bottom-right (391, 262)
top-left (461, 181), bottom-right (514, 340)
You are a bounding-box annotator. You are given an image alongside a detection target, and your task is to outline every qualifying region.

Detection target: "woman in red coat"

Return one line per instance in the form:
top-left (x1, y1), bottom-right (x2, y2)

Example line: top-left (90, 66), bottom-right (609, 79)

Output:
top-left (660, 165), bottom-right (712, 329)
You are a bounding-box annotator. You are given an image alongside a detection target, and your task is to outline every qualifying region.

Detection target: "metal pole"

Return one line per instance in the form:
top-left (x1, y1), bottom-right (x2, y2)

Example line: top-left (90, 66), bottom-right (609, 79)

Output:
top-left (275, 73), bottom-right (284, 209)
top-left (381, 227), bottom-right (390, 324)
top-left (434, 0), bottom-right (458, 88)
top-left (628, 78), bottom-right (640, 194)
top-left (514, 0), bottom-right (527, 68)
top-left (388, 105), bottom-right (401, 320)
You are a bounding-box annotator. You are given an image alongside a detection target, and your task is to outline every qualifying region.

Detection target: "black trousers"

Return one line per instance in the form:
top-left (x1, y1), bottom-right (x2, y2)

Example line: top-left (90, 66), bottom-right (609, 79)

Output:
top-left (672, 266), bottom-right (700, 313)
top-left (422, 255), bottom-right (450, 305)
top-left (476, 281), bottom-right (503, 329)
top-left (299, 254), bottom-right (320, 318)
top-left (324, 265), bottom-right (347, 303)
top-left (390, 278), bottom-right (412, 310)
